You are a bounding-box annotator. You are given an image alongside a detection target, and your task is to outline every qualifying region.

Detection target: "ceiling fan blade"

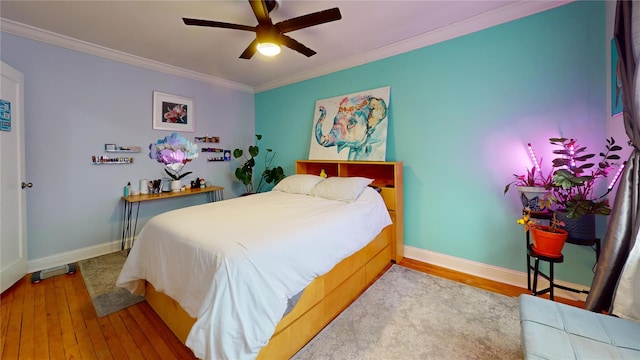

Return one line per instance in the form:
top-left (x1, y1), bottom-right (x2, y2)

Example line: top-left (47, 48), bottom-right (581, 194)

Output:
top-left (276, 8), bottom-right (342, 33)
top-left (249, 0), bottom-right (272, 25)
top-left (183, 18), bottom-right (255, 32)
top-left (240, 39), bottom-right (259, 59)
top-left (280, 34), bottom-right (316, 57)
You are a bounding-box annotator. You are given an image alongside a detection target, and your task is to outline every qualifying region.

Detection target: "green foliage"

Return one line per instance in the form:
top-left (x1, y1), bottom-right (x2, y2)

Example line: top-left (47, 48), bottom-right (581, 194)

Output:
top-left (164, 169), bottom-right (192, 181)
top-left (548, 137), bottom-right (622, 218)
top-left (233, 134), bottom-right (286, 194)
top-left (503, 162), bottom-right (553, 195)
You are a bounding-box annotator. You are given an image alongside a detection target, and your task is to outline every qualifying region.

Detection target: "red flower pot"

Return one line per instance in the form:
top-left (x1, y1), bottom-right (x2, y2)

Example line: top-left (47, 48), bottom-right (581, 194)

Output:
top-left (530, 225), bottom-right (568, 257)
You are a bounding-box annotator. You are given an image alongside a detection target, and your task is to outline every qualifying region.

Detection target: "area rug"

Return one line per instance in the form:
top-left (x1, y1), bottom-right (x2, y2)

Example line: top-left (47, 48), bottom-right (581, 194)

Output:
top-left (292, 265), bottom-right (522, 360)
top-left (78, 250), bottom-right (144, 317)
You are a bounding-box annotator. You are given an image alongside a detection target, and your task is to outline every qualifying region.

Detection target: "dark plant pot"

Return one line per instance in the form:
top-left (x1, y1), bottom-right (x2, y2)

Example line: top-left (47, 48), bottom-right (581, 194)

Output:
top-left (531, 225), bottom-right (568, 257)
top-left (556, 211), bottom-right (596, 241)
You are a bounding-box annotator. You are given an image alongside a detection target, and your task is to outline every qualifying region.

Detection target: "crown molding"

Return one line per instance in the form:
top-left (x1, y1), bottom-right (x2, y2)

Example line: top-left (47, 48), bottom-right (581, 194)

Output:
top-left (0, 18), bottom-right (254, 94)
top-left (254, 0), bottom-right (573, 92)
top-left (1, 0), bottom-right (572, 94)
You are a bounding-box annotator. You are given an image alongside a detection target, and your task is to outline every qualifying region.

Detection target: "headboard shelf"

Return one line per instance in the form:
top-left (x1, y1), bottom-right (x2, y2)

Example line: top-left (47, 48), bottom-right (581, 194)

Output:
top-left (295, 160), bottom-right (404, 261)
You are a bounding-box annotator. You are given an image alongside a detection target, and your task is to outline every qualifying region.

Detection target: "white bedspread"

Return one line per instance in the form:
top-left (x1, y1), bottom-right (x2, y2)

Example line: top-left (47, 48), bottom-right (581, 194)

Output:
top-left (116, 188), bottom-right (391, 360)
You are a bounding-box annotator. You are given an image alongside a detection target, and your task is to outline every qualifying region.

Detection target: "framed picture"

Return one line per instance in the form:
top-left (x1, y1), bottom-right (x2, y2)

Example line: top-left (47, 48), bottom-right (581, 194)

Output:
top-left (152, 91), bottom-right (194, 132)
top-left (308, 86), bottom-right (390, 161)
top-left (611, 38), bottom-right (623, 117)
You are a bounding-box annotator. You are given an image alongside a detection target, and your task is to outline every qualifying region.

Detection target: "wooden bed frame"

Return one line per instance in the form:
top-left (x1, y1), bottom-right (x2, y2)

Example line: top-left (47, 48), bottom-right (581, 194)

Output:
top-left (144, 160), bottom-right (404, 359)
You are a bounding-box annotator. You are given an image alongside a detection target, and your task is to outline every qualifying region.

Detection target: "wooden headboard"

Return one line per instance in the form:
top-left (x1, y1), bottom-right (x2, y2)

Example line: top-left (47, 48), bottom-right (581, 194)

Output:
top-left (295, 160), bottom-right (404, 261)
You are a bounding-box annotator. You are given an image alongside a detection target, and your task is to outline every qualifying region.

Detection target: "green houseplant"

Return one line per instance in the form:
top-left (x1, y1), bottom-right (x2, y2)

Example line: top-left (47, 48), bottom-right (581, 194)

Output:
top-left (518, 209), bottom-right (568, 257)
top-left (504, 152), bottom-right (553, 212)
top-left (233, 134), bottom-right (285, 194)
top-left (548, 137), bottom-right (621, 219)
top-left (546, 137), bottom-right (622, 240)
top-left (503, 164), bottom-right (553, 195)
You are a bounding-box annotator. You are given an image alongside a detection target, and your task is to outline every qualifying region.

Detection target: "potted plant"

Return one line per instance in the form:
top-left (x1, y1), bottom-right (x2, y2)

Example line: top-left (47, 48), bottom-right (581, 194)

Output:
top-left (149, 133), bottom-right (199, 192)
top-left (504, 162), bottom-right (553, 213)
top-left (233, 134), bottom-right (285, 194)
top-left (547, 137), bottom-right (622, 239)
top-left (518, 209), bottom-right (568, 257)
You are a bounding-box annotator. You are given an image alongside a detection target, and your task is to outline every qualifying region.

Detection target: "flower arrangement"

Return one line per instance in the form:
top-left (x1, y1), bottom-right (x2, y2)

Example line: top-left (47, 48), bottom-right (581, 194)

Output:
top-left (149, 132), bottom-right (199, 180)
top-left (548, 137), bottom-right (621, 218)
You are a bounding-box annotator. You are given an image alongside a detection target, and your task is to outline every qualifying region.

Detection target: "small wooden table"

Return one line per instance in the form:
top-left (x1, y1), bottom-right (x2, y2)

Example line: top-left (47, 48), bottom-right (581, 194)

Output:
top-left (121, 186), bottom-right (224, 250)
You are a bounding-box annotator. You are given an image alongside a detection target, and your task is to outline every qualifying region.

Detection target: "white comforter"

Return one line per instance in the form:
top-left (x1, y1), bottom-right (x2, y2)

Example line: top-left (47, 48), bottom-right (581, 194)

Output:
top-left (116, 188), bottom-right (391, 360)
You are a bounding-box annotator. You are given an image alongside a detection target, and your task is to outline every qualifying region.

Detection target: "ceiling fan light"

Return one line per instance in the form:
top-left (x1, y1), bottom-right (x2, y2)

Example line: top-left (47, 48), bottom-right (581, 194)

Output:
top-left (257, 42), bottom-right (281, 56)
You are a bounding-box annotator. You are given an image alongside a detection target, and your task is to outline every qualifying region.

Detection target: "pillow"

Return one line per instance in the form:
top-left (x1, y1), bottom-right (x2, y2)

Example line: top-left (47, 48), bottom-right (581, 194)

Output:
top-left (309, 176), bottom-right (374, 202)
top-left (272, 174), bottom-right (325, 195)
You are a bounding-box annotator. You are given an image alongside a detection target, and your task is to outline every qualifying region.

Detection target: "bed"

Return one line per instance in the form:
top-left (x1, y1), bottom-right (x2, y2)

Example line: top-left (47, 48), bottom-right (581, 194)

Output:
top-left (117, 160), bottom-right (404, 359)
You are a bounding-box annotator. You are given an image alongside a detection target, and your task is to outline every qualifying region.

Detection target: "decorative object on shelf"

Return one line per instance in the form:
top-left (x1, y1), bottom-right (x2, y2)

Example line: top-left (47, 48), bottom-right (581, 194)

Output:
top-left (310, 86), bottom-right (390, 161)
top-left (170, 180), bottom-right (181, 192)
top-left (518, 210), bottom-right (568, 257)
top-left (207, 157), bottom-right (226, 162)
top-left (91, 155), bottom-right (134, 164)
top-left (104, 144), bottom-right (141, 153)
top-left (190, 177), bottom-right (207, 189)
top-left (149, 133), bottom-right (199, 191)
top-left (195, 135), bottom-right (220, 143)
top-left (206, 148), bottom-right (229, 161)
top-left (139, 179), bottom-right (149, 194)
top-left (151, 179), bottom-right (162, 194)
top-left (504, 143), bottom-right (553, 212)
top-left (233, 134), bottom-right (285, 194)
top-left (152, 91), bottom-right (194, 132)
top-left (202, 147), bottom-right (223, 153)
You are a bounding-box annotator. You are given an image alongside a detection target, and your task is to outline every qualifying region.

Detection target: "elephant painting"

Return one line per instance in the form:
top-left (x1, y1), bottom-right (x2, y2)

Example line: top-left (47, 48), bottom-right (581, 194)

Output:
top-left (312, 89), bottom-right (389, 161)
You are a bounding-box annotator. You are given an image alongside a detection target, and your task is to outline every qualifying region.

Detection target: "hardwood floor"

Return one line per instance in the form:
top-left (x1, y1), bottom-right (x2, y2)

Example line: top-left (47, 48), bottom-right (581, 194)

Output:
top-left (1, 267), bottom-right (196, 360)
top-left (1, 258), bottom-right (584, 359)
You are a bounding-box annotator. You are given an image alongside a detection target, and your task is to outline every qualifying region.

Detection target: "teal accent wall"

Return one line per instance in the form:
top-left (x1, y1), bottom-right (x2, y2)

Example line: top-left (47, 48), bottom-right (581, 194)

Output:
top-left (256, 1), bottom-right (606, 286)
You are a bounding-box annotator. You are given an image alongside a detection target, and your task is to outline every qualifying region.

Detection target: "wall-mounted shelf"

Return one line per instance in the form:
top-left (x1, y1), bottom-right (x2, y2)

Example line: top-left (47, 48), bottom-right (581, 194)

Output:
top-left (105, 149), bottom-right (140, 153)
top-left (105, 144), bottom-right (141, 152)
top-left (92, 156), bottom-right (134, 164)
top-left (195, 136), bottom-right (229, 160)
top-left (195, 136), bottom-right (220, 143)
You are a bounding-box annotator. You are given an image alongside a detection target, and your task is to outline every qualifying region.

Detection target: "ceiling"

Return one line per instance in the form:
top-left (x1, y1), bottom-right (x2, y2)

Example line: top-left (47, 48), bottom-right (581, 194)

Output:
top-left (0, 1), bottom-right (570, 92)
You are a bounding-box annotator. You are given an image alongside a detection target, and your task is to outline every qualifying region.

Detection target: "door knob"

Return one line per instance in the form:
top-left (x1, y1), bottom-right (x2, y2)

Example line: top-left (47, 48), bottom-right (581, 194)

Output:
top-left (21, 182), bottom-right (33, 189)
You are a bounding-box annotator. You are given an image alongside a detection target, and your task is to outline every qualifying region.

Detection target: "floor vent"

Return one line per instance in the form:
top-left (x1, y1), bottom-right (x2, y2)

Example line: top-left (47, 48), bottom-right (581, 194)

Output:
top-left (31, 263), bottom-right (77, 283)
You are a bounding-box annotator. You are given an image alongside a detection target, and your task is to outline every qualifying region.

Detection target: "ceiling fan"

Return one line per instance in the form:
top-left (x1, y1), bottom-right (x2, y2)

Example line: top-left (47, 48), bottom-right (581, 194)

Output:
top-left (182, 0), bottom-right (342, 59)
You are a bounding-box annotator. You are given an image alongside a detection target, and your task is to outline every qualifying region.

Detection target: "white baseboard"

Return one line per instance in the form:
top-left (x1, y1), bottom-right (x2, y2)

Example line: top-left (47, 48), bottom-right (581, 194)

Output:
top-left (28, 240), bottom-right (122, 273)
top-left (27, 242), bottom-right (589, 302)
top-left (404, 245), bottom-right (589, 302)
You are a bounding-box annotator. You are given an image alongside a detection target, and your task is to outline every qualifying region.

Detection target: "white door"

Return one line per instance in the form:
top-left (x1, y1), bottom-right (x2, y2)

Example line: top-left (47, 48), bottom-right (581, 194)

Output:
top-left (1, 61), bottom-right (27, 294)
